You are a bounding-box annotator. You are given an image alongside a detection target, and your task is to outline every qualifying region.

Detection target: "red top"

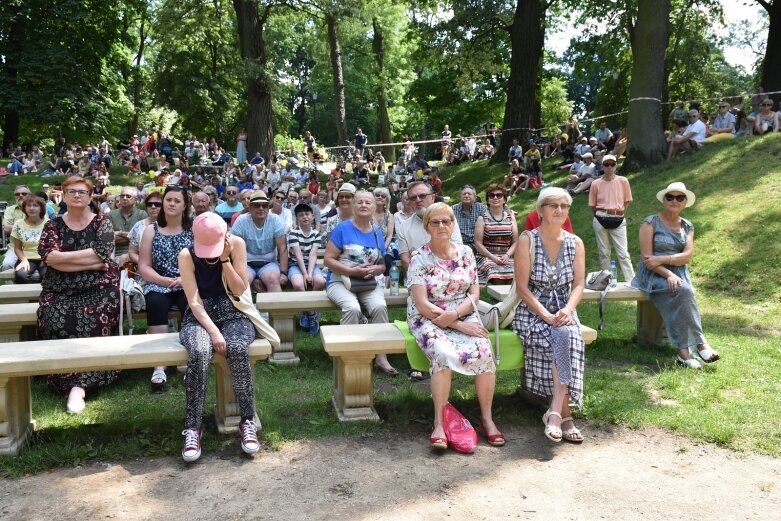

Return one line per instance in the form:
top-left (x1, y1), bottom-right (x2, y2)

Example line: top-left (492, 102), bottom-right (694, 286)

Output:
top-left (308, 180), bottom-right (320, 195)
top-left (524, 211), bottom-right (574, 233)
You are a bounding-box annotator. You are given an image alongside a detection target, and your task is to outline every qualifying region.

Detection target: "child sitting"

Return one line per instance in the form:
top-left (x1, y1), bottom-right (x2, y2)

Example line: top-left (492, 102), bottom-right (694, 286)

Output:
top-left (288, 203), bottom-right (326, 334)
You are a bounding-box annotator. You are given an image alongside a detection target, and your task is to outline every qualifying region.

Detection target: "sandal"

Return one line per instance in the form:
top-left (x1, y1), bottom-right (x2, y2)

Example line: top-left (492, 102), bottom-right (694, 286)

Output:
top-left (697, 345), bottom-right (720, 363)
top-left (374, 364), bottom-right (399, 377)
top-left (560, 416), bottom-right (584, 444)
top-left (429, 429), bottom-right (448, 450)
top-left (150, 368), bottom-right (167, 392)
top-left (542, 409), bottom-right (562, 442)
top-left (479, 419), bottom-right (506, 447)
top-left (407, 369), bottom-right (426, 381)
top-left (676, 355), bottom-right (702, 369)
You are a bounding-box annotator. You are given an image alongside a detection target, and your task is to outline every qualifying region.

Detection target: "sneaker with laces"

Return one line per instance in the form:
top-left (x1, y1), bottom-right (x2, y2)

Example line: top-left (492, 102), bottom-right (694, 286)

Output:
top-left (239, 419), bottom-right (260, 454)
top-left (182, 428), bottom-right (202, 462)
top-left (299, 312), bottom-right (310, 329)
top-left (308, 312), bottom-right (320, 335)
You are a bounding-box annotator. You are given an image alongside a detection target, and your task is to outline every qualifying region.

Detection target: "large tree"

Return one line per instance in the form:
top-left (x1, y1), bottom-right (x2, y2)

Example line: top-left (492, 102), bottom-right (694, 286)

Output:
top-left (757, 0), bottom-right (781, 102)
top-left (624, 0), bottom-right (670, 170)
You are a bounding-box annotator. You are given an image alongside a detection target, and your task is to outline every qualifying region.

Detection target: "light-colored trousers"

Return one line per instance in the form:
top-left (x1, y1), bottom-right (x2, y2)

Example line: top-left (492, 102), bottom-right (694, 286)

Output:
top-left (326, 280), bottom-right (388, 325)
top-left (592, 216), bottom-right (635, 282)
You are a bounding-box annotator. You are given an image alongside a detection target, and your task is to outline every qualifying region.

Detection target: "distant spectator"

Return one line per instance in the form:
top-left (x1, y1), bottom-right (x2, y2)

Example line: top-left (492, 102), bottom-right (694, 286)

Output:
top-left (523, 142), bottom-right (541, 169)
top-left (214, 186), bottom-right (242, 224)
top-left (508, 138), bottom-right (523, 163)
top-left (594, 121), bottom-right (615, 150)
top-left (474, 184), bottom-right (517, 285)
top-left (566, 153), bottom-right (597, 195)
top-left (706, 101), bottom-right (737, 142)
top-left (473, 138), bottom-right (495, 160)
top-left (11, 195), bottom-right (49, 283)
top-left (754, 99), bottom-right (779, 134)
top-left (669, 100), bottom-right (688, 132)
top-left (109, 187), bottom-right (147, 265)
top-left (668, 110), bottom-right (707, 161)
top-left (452, 185), bottom-right (486, 252)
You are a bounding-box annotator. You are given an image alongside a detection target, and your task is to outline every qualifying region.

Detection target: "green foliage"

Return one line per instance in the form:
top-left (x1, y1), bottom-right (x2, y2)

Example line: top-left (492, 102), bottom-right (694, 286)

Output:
top-left (539, 77), bottom-right (573, 136)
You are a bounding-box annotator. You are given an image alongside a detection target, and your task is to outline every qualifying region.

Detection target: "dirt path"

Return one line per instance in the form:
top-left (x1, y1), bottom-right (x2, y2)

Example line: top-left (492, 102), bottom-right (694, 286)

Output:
top-left (1, 424), bottom-right (778, 520)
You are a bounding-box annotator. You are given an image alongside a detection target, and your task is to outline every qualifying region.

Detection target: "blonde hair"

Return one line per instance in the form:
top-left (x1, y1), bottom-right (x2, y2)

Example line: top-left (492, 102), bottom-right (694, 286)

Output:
top-left (422, 202), bottom-right (455, 228)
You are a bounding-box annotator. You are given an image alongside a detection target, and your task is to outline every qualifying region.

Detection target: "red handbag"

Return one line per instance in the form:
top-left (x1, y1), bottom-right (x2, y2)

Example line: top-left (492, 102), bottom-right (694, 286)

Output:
top-left (442, 403), bottom-right (478, 454)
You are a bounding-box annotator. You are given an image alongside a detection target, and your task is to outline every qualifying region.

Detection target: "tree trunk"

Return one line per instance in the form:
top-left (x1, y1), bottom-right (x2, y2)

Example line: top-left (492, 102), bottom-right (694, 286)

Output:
top-left (326, 13), bottom-right (348, 147)
top-left (624, 0), bottom-right (670, 171)
top-left (493, 0), bottom-right (546, 164)
top-left (759, 0), bottom-right (781, 106)
top-left (128, 9), bottom-right (146, 139)
top-left (372, 17), bottom-right (394, 162)
top-left (1, 3), bottom-right (26, 155)
top-left (233, 0), bottom-right (274, 159)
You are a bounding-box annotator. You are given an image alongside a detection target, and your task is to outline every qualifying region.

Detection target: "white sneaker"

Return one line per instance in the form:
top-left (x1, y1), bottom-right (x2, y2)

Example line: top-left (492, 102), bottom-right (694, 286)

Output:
top-left (182, 428), bottom-right (202, 462)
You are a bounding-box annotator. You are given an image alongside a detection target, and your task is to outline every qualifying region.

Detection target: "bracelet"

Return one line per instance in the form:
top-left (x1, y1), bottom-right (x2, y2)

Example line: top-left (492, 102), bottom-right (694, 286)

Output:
top-left (220, 258), bottom-right (230, 263)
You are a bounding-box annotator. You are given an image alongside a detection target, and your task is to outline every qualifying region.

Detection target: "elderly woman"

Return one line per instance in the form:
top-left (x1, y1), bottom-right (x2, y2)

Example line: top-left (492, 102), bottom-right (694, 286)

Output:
top-left (324, 189), bottom-right (397, 375)
top-left (127, 191), bottom-right (163, 267)
top-left (513, 187), bottom-right (586, 443)
top-left (138, 186), bottom-right (194, 391)
top-left (408, 203), bottom-right (503, 450)
top-left (754, 99), bottom-right (779, 134)
top-left (177, 212), bottom-right (259, 462)
top-left (11, 195), bottom-right (48, 283)
top-left (631, 182), bottom-right (719, 369)
top-left (372, 187), bottom-right (394, 251)
top-left (474, 184), bottom-right (518, 286)
top-left (37, 177), bottom-right (120, 414)
top-left (324, 182), bottom-right (356, 241)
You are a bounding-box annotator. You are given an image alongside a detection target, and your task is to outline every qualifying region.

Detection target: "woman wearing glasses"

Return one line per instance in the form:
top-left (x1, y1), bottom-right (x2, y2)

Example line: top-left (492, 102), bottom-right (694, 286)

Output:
top-left (631, 182), bottom-right (719, 369)
top-left (407, 203), bottom-right (504, 449)
top-left (513, 187), bottom-right (586, 443)
top-left (754, 99), bottom-right (779, 134)
top-left (705, 102), bottom-right (737, 142)
top-left (127, 191), bottom-right (163, 267)
top-left (37, 177), bottom-right (121, 414)
top-left (474, 184), bottom-right (518, 286)
top-left (138, 186), bottom-right (194, 391)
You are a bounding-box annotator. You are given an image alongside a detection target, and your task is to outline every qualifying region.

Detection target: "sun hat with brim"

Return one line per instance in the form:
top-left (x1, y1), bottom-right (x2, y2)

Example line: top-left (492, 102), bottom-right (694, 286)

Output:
top-left (656, 182), bottom-right (696, 207)
top-left (338, 182), bottom-right (357, 194)
top-left (249, 190), bottom-right (269, 203)
top-left (192, 212), bottom-right (227, 258)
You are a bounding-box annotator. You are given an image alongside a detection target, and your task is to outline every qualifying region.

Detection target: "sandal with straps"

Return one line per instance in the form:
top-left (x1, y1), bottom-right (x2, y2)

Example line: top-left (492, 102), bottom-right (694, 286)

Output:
top-left (150, 368), bottom-right (167, 393)
top-left (561, 416), bottom-right (584, 444)
top-left (542, 409), bottom-right (562, 442)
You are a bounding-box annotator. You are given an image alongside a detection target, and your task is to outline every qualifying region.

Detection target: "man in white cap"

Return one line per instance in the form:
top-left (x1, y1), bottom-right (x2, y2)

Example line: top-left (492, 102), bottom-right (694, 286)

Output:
top-left (230, 190), bottom-right (288, 292)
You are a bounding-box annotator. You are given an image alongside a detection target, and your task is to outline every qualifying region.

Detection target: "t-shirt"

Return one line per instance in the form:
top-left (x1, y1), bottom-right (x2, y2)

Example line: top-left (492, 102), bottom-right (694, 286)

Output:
top-left (595, 128), bottom-right (613, 143)
top-left (328, 220), bottom-right (386, 269)
top-left (713, 112), bottom-right (736, 133)
top-left (508, 145), bottom-right (523, 160)
top-left (288, 227), bottom-right (322, 267)
top-left (230, 212), bottom-right (285, 263)
top-left (579, 163), bottom-right (597, 178)
top-left (354, 133), bottom-right (367, 148)
top-left (214, 201), bottom-right (243, 224)
top-left (524, 148), bottom-right (541, 161)
top-left (589, 176), bottom-right (633, 213)
top-left (396, 214), bottom-right (463, 255)
top-left (109, 207), bottom-right (148, 256)
top-left (10, 218), bottom-right (48, 260)
top-left (684, 119), bottom-right (708, 143)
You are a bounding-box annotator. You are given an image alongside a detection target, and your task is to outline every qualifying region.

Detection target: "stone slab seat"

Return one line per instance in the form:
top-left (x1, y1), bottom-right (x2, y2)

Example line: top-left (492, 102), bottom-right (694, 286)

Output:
top-left (0, 283), bottom-right (42, 303)
top-left (255, 288), bottom-right (409, 365)
top-left (0, 332), bottom-right (271, 456)
top-left (320, 322), bottom-right (597, 422)
top-left (487, 282), bottom-right (664, 347)
top-left (0, 269), bottom-right (14, 281)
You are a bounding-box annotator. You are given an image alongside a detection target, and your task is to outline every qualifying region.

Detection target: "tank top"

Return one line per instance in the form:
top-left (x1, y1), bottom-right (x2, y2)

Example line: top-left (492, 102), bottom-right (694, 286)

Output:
top-left (189, 246), bottom-right (226, 299)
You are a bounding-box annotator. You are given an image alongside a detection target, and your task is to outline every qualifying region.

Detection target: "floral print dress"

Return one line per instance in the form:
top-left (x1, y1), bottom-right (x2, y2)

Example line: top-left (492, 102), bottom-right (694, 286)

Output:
top-left (407, 243), bottom-right (495, 375)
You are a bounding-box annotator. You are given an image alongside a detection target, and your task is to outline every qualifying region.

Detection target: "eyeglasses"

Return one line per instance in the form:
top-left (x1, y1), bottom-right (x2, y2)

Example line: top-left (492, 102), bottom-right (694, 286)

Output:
top-left (373, 193), bottom-right (387, 198)
top-left (428, 219), bottom-right (453, 227)
top-left (603, 162), bottom-right (616, 167)
top-left (226, 191), bottom-right (238, 195)
top-left (146, 202), bottom-right (162, 208)
top-left (543, 203), bottom-right (571, 210)
top-left (14, 192), bottom-right (30, 197)
top-left (120, 194), bottom-right (134, 199)
top-left (251, 202), bottom-right (270, 209)
top-left (407, 192), bottom-right (432, 202)
top-left (488, 192), bottom-right (505, 199)
top-left (761, 103), bottom-right (773, 107)
top-left (274, 195), bottom-right (285, 200)
top-left (65, 189), bottom-right (89, 197)
top-left (664, 194), bottom-right (686, 202)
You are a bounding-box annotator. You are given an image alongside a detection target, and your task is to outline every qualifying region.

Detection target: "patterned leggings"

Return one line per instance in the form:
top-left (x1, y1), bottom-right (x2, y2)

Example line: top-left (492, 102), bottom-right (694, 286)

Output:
top-left (179, 307), bottom-right (256, 430)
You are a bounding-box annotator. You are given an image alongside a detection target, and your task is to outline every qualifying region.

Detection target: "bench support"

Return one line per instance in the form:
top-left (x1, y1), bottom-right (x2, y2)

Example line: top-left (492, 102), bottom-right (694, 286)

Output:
top-left (635, 301), bottom-right (666, 347)
top-left (331, 353), bottom-right (380, 422)
top-left (0, 376), bottom-right (35, 455)
top-left (0, 324), bottom-right (22, 343)
top-left (213, 359), bottom-right (262, 433)
top-left (268, 312), bottom-right (300, 365)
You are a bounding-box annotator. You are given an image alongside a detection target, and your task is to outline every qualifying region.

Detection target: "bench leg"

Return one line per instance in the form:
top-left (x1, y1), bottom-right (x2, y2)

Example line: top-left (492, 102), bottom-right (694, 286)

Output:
top-left (0, 325), bottom-right (22, 343)
top-left (268, 312), bottom-right (300, 365)
top-left (0, 376), bottom-right (35, 455)
top-left (332, 353), bottom-right (380, 422)
top-left (636, 301), bottom-right (666, 347)
top-left (213, 358), bottom-right (261, 434)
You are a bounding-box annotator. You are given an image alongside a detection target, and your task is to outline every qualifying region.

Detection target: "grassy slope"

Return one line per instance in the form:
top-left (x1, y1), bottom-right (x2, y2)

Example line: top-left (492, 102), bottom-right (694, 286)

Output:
top-left (1, 135), bottom-right (780, 476)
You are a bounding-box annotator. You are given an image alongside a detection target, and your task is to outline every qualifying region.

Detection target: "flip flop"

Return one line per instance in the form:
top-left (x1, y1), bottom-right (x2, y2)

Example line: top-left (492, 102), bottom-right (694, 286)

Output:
top-left (374, 364), bottom-right (399, 377)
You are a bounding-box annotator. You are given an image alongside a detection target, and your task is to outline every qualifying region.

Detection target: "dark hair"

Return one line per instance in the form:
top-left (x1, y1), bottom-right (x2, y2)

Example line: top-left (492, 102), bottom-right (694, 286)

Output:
top-left (485, 183), bottom-right (506, 199)
top-left (21, 195), bottom-right (46, 218)
top-left (157, 186), bottom-right (192, 229)
top-left (62, 176), bottom-right (93, 194)
top-left (144, 190), bottom-right (162, 205)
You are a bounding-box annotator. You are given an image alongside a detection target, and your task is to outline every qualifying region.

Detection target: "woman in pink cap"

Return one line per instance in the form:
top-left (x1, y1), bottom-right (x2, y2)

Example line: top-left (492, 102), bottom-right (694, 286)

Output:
top-left (177, 212), bottom-right (260, 462)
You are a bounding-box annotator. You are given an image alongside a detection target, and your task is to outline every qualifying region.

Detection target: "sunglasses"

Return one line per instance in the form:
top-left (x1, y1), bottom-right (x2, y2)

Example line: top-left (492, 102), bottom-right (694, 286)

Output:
top-left (274, 195), bottom-right (285, 200)
top-left (407, 193), bottom-right (432, 202)
top-left (665, 194), bottom-right (686, 202)
top-left (146, 201), bottom-right (162, 208)
top-left (14, 192), bottom-right (30, 197)
top-left (226, 191), bottom-right (238, 195)
top-left (488, 192), bottom-right (505, 199)
top-left (603, 162), bottom-right (616, 167)
top-left (251, 202), bottom-right (270, 209)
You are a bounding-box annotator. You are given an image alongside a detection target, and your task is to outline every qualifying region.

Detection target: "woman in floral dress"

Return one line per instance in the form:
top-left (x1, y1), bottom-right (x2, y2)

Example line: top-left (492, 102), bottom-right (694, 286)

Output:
top-left (512, 187), bottom-right (586, 444)
top-left (407, 203), bottom-right (505, 450)
top-left (37, 177), bottom-right (120, 414)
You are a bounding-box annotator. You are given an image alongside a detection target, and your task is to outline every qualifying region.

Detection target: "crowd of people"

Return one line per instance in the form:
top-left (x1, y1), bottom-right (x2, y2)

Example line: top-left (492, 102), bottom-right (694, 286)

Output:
top-left (0, 109), bottom-right (736, 461)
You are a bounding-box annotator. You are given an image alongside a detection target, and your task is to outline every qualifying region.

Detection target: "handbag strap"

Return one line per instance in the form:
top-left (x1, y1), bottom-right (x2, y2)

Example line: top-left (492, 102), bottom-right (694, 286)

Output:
top-left (597, 287), bottom-right (608, 330)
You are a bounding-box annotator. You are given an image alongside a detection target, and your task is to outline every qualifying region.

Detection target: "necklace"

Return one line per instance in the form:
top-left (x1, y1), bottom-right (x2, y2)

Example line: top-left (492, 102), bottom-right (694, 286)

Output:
top-left (204, 257), bottom-right (220, 266)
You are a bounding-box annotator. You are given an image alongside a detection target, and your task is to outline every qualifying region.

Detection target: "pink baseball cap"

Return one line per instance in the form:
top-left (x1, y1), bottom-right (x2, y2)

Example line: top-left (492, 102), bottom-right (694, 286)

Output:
top-left (193, 212), bottom-right (226, 258)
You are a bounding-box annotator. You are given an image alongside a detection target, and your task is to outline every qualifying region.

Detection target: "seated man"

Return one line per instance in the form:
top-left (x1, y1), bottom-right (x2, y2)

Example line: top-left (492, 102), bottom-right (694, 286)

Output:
top-left (668, 109), bottom-right (707, 160)
top-left (214, 185), bottom-right (243, 224)
top-left (473, 139), bottom-right (495, 160)
top-left (594, 121), bottom-right (615, 150)
top-left (706, 101), bottom-right (737, 142)
top-left (507, 138), bottom-right (523, 163)
top-left (230, 190), bottom-right (288, 293)
top-left (109, 187), bottom-right (147, 265)
top-left (567, 152), bottom-right (600, 195)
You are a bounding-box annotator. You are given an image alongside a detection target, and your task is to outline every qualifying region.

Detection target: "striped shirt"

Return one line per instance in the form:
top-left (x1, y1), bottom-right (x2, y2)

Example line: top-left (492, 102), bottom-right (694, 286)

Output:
top-left (288, 227), bottom-right (322, 267)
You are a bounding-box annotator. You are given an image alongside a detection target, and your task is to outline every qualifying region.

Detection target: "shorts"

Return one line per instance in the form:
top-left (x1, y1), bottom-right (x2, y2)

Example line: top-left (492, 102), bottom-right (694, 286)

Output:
top-left (247, 261), bottom-right (280, 280)
top-left (288, 265), bottom-right (323, 279)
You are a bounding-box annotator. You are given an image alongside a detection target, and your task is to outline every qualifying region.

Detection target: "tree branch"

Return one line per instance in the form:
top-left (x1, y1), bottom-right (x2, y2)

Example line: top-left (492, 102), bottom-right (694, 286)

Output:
top-left (755, 0), bottom-right (771, 13)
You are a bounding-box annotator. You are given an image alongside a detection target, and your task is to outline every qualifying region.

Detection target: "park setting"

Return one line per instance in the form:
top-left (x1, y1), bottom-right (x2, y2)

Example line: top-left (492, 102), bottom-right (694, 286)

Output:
top-left (1, 0), bottom-right (780, 519)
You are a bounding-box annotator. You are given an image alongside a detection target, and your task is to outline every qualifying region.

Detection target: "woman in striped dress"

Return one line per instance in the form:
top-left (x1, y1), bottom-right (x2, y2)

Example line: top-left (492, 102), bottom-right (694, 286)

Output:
top-left (474, 184), bottom-right (518, 285)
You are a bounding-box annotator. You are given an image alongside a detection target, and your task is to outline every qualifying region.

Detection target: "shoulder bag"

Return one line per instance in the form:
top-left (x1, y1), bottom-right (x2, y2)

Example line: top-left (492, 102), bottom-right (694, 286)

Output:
top-left (585, 269), bottom-right (612, 330)
top-left (222, 270), bottom-right (281, 349)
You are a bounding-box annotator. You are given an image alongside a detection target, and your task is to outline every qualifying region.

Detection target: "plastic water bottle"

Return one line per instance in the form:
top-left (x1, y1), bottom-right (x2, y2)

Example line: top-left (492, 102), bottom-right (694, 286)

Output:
top-left (610, 259), bottom-right (618, 288)
top-left (389, 261), bottom-right (400, 296)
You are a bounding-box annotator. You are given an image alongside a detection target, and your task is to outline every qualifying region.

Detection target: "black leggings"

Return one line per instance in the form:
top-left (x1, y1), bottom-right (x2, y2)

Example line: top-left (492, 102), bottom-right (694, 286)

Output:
top-left (14, 259), bottom-right (46, 283)
top-left (145, 290), bottom-right (188, 326)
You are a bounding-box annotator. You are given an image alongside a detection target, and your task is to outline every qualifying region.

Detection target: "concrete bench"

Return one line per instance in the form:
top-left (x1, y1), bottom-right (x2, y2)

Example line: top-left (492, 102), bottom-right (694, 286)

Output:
top-left (486, 283), bottom-right (664, 347)
top-left (255, 288), bottom-right (409, 365)
top-left (320, 322), bottom-right (597, 422)
top-left (0, 283), bottom-right (42, 303)
top-left (0, 332), bottom-right (272, 455)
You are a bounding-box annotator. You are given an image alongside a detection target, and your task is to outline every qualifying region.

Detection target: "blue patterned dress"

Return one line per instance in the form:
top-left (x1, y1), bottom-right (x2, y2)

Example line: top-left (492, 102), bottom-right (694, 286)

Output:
top-left (407, 243), bottom-right (495, 375)
top-left (512, 229), bottom-right (585, 407)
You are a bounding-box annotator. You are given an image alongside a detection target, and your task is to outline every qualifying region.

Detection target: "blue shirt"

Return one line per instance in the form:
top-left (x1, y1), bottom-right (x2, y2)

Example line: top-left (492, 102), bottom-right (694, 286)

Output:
top-left (214, 201), bottom-right (243, 224)
top-left (250, 156), bottom-right (265, 165)
top-left (231, 212), bottom-right (285, 262)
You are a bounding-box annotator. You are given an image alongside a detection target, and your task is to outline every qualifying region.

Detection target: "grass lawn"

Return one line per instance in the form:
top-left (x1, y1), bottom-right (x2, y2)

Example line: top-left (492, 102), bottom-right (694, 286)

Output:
top-left (1, 134), bottom-right (780, 476)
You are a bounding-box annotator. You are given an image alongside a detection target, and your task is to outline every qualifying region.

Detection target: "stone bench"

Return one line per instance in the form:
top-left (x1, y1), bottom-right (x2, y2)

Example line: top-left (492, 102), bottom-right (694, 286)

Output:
top-left (486, 282), bottom-right (664, 347)
top-left (0, 332), bottom-right (272, 455)
top-left (255, 288), bottom-right (409, 365)
top-left (320, 322), bottom-right (597, 422)
top-left (0, 283), bottom-right (41, 303)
